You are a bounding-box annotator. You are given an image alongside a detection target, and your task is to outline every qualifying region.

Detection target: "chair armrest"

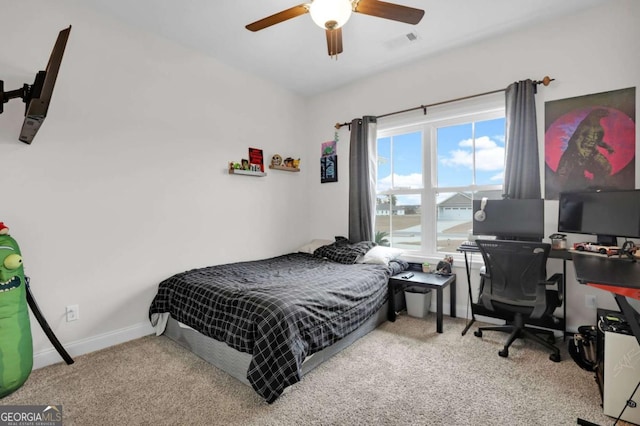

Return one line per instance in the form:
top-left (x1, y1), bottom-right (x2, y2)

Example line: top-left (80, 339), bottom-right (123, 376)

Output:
top-left (531, 273), bottom-right (564, 318)
top-left (546, 272), bottom-right (563, 286)
top-left (545, 272), bottom-right (564, 303)
top-left (478, 273), bottom-right (491, 311)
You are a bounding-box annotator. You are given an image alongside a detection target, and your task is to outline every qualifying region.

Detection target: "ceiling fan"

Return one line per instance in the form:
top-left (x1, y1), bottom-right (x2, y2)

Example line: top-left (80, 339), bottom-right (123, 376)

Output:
top-left (245, 0), bottom-right (425, 58)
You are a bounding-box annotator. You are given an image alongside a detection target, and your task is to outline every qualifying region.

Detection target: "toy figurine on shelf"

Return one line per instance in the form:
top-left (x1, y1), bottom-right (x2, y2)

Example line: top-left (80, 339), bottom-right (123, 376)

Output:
top-left (269, 155), bottom-right (300, 171)
top-left (436, 255), bottom-right (453, 275)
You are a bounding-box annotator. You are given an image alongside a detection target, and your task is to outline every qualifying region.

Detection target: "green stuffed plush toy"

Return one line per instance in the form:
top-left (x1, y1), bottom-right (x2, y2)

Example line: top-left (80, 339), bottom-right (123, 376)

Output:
top-left (0, 222), bottom-right (33, 398)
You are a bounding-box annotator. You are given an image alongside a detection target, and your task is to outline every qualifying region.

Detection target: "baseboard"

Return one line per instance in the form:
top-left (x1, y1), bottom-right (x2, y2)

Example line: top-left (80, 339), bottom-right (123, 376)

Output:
top-left (33, 321), bottom-right (155, 369)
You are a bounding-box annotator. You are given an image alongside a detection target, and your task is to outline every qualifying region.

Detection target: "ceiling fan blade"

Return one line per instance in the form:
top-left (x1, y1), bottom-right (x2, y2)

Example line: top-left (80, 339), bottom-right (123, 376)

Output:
top-left (326, 28), bottom-right (343, 57)
top-left (354, 0), bottom-right (424, 25)
top-left (246, 4), bottom-right (309, 32)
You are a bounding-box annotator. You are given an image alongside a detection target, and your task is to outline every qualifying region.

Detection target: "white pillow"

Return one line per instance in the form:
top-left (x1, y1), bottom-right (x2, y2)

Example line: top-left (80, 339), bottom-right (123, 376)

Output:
top-left (298, 239), bottom-right (334, 254)
top-left (357, 246), bottom-right (404, 265)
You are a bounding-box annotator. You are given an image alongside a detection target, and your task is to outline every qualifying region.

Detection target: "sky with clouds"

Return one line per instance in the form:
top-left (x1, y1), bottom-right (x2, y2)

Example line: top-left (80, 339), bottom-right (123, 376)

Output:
top-left (377, 117), bottom-right (505, 202)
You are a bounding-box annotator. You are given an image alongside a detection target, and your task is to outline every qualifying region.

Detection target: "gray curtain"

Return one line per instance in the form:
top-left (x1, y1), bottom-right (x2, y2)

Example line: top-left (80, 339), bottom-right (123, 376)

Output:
top-left (503, 80), bottom-right (541, 199)
top-left (348, 116), bottom-right (377, 242)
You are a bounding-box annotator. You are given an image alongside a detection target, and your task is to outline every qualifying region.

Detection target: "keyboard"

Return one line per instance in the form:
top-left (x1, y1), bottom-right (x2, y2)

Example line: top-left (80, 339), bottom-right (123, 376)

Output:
top-left (459, 241), bottom-right (479, 251)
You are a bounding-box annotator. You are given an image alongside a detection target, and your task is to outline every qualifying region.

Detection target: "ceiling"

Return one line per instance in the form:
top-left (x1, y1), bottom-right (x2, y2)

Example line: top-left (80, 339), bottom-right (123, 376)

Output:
top-left (82, 0), bottom-right (606, 97)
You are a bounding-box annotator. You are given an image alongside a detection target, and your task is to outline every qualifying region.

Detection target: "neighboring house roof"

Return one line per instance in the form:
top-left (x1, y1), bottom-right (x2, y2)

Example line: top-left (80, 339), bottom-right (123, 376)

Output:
top-left (438, 192), bottom-right (472, 208)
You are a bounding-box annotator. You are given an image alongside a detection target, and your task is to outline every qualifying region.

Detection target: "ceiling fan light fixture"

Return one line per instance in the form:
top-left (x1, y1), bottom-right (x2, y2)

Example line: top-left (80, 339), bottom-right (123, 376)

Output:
top-left (310, 0), bottom-right (353, 30)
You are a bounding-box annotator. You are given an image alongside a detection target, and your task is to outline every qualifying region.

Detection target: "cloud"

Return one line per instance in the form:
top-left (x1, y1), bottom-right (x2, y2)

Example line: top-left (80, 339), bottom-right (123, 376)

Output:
top-left (378, 135), bottom-right (504, 194)
top-left (440, 136), bottom-right (504, 171)
top-left (377, 173), bottom-right (422, 192)
top-left (490, 171), bottom-right (504, 181)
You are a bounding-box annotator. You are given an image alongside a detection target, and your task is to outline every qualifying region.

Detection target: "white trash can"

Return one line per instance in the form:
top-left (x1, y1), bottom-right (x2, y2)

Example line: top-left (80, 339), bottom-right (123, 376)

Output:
top-left (404, 287), bottom-right (432, 318)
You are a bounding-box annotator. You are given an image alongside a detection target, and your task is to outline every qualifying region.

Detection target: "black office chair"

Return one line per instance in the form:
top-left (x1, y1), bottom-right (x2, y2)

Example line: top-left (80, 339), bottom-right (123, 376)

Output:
top-left (473, 239), bottom-right (563, 362)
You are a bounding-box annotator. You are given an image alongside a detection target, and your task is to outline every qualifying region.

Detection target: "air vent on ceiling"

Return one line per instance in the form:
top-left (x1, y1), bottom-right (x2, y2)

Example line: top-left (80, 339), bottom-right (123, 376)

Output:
top-left (384, 31), bottom-right (420, 50)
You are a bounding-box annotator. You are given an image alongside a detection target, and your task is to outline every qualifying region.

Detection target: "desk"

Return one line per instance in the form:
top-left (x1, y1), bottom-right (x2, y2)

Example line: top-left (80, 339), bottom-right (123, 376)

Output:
top-left (458, 244), bottom-right (568, 337)
top-left (573, 254), bottom-right (640, 343)
top-left (573, 254), bottom-right (640, 425)
top-left (388, 269), bottom-right (456, 333)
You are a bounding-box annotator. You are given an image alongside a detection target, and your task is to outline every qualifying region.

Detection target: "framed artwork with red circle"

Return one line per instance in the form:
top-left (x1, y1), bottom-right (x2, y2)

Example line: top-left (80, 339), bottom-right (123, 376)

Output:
top-left (544, 87), bottom-right (635, 199)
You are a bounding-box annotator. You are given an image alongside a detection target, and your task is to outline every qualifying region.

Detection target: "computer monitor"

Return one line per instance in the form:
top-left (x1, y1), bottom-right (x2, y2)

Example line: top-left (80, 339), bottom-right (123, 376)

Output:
top-left (472, 198), bottom-right (545, 240)
top-left (558, 189), bottom-right (640, 246)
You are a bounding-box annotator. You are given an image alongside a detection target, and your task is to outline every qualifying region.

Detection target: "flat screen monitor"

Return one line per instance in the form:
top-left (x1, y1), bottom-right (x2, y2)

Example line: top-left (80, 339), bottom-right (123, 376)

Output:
top-left (472, 198), bottom-right (544, 240)
top-left (558, 189), bottom-right (640, 245)
top-left (0, 26), bottom-right (71, 144)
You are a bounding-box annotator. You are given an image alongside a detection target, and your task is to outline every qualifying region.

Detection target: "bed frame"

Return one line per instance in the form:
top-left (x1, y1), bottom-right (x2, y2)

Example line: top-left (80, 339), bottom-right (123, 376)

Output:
top-left (163, 299), bottom-right (394, 387)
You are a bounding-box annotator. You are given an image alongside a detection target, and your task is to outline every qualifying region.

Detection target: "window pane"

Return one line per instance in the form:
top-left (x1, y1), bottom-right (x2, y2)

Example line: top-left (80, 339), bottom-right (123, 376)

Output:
top-left (391, 132), bottom-right (422, 189)
top-left (474, 117), bottom-right (506, 186)
top-left (437, 192), bottom-right (472, 253)
top-left (375, 194), bottom-right (421, 250)
top-left (375, 192), bottom-right (391, 247)
top-left (392, 194), bottom-right (421, 250)
top-left (377, 136), bottom-right (391, 192)
top-left (437, 124), bottom-right (473, 187)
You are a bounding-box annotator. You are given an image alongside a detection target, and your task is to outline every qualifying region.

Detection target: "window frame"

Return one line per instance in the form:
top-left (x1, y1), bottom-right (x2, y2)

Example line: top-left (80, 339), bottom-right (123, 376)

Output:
top-left (375, 93), bottom-right (506, 256)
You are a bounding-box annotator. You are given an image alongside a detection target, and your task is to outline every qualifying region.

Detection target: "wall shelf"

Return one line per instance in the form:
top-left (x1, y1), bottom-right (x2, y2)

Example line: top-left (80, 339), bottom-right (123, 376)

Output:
top-left (229, 169), bottom-right (266, 177)
top-left (269, 165), bottom-right (300, 172)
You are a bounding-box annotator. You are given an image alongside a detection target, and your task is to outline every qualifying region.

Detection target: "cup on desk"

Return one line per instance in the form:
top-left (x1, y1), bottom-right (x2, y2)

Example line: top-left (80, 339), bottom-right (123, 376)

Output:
top-left (549, 233), bottom-right (567, 250)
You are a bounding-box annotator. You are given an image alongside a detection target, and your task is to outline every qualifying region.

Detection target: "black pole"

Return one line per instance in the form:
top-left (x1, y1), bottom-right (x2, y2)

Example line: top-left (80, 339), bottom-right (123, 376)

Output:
top-left (25, 278), bottom-right (74, 365)
top-left (461, 251), bottom-right (476, 336)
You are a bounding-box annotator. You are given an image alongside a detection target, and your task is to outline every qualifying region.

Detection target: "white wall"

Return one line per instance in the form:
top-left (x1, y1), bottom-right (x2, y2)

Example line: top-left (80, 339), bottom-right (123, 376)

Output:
top-left (1, 1), bottom-right (310, 366)
top-left (305, 0), bottom-right (640, 332)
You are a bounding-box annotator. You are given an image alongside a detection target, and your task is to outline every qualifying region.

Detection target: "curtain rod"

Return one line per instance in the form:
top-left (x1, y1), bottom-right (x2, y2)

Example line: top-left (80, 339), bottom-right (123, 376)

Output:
top-left (334, 76), bottom-right (554, 129)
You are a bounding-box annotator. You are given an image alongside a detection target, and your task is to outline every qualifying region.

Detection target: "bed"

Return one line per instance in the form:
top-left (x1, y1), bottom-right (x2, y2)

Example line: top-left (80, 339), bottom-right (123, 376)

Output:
top-left (149, 239), bottom-right (406, 403)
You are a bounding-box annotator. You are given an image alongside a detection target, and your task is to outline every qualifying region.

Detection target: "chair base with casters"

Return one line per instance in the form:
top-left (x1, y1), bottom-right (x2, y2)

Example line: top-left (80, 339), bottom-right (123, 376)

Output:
top-left (474, 314), bottom-right (561, 362)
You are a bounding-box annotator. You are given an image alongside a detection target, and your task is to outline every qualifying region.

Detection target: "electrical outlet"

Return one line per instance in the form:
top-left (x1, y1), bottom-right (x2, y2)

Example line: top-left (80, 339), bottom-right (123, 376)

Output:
top-left (585, 295), bottom-right (597, 309)
top-left (66, 305), bottom-right (79, 322)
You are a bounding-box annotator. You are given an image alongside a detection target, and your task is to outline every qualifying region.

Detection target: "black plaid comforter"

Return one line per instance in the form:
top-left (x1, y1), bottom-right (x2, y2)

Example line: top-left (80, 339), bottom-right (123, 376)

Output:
top-left (149, 253), bottom-right (403, 403)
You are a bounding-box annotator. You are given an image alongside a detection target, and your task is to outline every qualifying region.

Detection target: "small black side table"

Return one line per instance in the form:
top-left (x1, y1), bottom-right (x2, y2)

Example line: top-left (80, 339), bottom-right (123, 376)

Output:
top-left (388, 269), bottom-right (456, 333)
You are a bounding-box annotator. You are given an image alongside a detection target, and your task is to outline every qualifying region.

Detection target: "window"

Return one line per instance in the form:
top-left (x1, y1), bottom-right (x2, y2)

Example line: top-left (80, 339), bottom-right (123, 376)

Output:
top-left (375, 95), bottom-right (506, 254)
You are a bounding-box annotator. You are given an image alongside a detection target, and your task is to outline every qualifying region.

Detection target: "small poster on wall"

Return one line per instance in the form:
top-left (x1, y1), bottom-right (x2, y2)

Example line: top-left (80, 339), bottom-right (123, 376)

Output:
top-left (321, 155), bottom-right (338, 183)
top-left (321, 140), bottom-right (338, 183)
top-left (249, 147), bottom-right (264, 172)
top-left (321, 140), bottom-right (336, 157)
top-left (544, 87), bottom-right (636, 199)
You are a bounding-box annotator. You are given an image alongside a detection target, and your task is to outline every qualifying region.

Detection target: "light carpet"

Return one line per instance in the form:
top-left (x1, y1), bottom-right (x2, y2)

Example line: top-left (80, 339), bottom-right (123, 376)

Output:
top-left (2, 315), bottom-right (619, 425)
